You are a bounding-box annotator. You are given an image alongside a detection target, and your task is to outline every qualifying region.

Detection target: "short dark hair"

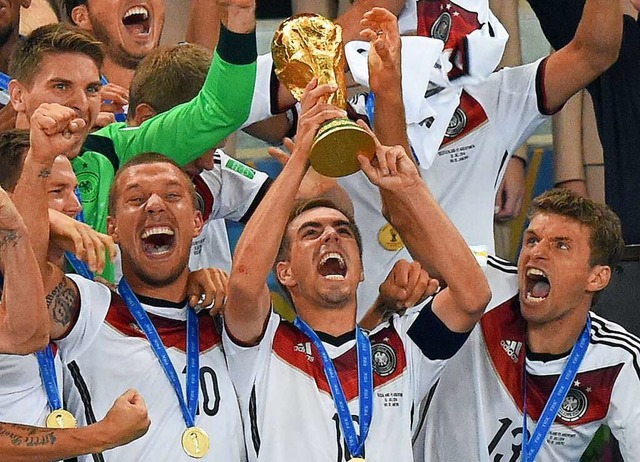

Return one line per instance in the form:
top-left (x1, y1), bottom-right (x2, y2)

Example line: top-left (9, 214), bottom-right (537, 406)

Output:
top-left (128, 43), bottom-right (212, 120)
top-left (9, 23), bottom-right (103, 86)
top-left (0, 129), bottom-right (30, 192)
top-left (108, 152), bottom-right (197, 215)
top-left (529, 188), bottom-right (624, 269)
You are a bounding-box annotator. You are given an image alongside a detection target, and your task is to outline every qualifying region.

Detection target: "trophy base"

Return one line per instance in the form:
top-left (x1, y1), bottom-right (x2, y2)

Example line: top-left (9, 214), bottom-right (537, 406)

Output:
top-left (310, 118), bottom-right (376, 177)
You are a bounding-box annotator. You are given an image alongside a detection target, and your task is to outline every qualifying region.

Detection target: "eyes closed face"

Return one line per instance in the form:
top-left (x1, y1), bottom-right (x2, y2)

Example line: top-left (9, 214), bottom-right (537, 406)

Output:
top-left (109, 162), bottom-right (202, 285)
top-left (281, 207), bottom-right (363, 307)
top-left (47, 155), bottom-right (82, 218)
top-left (517, 212), bottom-right (600, 327)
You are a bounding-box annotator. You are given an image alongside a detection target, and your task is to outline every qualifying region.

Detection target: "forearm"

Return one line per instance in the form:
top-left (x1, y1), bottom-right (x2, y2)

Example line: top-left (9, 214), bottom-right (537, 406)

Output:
top-left (0, 421), bottom-right (115, 462)
top-left (381, 185), bottom-right (488, 315)
top-left (572, 0), bottom-right (621, 68)
top-left (0, 229), bottom-right (49, 354)
top-left (118, 25), bottom-right (257, 166)
top-left (373, 90), bottom-right (411, 157)
top-left (186, 0), bottom-right (221, 50)
top-left (12, 153), bottom-right (53, 274)
top-left (218, 0), bottom-right (256, 35)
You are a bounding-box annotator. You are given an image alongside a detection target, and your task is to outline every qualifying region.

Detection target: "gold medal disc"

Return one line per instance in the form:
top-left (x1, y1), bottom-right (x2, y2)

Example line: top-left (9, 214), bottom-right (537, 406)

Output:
top-left (46, 409), bottom-right (77, 429)
top-left (378, 223), bottom-right (404, 251)
top-left (181, 427), bottom-right (210, 458)
top-left (349, 458), bottom-right (367, 462)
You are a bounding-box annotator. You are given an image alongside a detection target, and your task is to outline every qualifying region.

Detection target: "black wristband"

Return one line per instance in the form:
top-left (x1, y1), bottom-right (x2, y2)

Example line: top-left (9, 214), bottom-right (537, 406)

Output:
top-left (217, 23), bottom-right (257, 66)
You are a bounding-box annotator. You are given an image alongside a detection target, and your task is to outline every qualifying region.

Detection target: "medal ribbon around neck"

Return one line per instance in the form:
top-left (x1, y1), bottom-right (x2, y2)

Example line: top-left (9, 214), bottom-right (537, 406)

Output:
top-left (522, 316), bottom-right (591, 461)
top-left (119, 278), bottom-right (200, 430)
top-left (35, 344), bottom-right (63, 411)
top-left (293, 316), bottom-right (373, 458)
top-left (64, 187), bottom-right (94, 280)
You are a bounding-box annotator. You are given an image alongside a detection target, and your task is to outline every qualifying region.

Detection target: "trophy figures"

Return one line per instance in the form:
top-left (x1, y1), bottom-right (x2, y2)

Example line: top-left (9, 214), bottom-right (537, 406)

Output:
top-left (272, 14), bottom-right (376, 177)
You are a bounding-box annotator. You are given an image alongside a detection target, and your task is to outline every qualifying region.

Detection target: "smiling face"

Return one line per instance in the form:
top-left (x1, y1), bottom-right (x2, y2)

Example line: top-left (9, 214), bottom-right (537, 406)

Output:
top-left (277, 206), bottom-right (363, 309)
top-left (10, 51), bottom-right (101, 157)
top-left (78, 0), bottom-right (165, 69)
top-left (518, 212), bottom-right (610, 329)
top-left (107, 160), bottom-right (202, 287)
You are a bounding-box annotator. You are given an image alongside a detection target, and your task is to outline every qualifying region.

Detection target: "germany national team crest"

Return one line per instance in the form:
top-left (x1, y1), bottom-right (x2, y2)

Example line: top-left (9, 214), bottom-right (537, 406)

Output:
top-left (372, 343), bottom-right (397, 377)
top-left (378, 223), bottom-right (404, 251)
top-left (431, 12), bottom-right (452, 43)
top-left (445, 107), bottom-right (467, 138)
top-left (558, 388), bottom-right (589, 423)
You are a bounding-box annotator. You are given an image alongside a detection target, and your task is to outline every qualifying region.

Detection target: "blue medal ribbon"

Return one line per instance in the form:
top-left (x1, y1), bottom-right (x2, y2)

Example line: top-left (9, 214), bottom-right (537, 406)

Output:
top-left (522, 316), bottom-right (591, 461)
top-left (35, 344), bottom-right (62, 411)
top-left (293, 316), bottom-right (373, 458)
top-left (119, 278), bottom-right (199, 428)
top-left (100, 75), bottom-right (127, 122)
top-left (64, 187), bottom-right (94, 280)
top-left (0, 72), bottom-right (11, 105)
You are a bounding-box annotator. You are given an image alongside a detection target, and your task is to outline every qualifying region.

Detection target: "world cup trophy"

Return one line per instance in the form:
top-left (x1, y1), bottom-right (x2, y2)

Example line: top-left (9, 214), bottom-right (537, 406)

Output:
top-left (272, 14), bottom-right (376, 177)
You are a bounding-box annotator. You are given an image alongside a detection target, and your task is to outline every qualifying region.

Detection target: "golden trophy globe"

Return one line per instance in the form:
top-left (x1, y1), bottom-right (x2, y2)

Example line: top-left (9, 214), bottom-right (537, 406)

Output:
top-left (272, 14), bottom-right (376, 177)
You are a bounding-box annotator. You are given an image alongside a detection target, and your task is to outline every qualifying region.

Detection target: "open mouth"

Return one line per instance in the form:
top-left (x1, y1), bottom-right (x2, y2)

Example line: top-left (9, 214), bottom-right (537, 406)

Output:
top-left (525, 268), bottom-right (550, 303)
top-left (122, 6), bottom-right (151, 36)
top-left (141, 226), bottom-right (175, 256)
top-left (318, 252), bottom-right (347, 280)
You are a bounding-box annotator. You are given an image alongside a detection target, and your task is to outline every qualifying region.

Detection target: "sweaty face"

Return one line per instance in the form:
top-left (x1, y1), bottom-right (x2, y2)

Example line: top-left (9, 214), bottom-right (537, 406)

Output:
top-left (86, 0), bottom-right (165, 69)
top-left (47, 155), bottom-right (82, 217)
top-left (279, 207), bottom-right (363, 308)
top-left (108, 162), bottom-right (202, 287)
top-left (13, 52), bottom-right (101, 157)
top-left (0, 0), bottom-right (24, 46)
top-left (517, 213), bottom-right (605, 328)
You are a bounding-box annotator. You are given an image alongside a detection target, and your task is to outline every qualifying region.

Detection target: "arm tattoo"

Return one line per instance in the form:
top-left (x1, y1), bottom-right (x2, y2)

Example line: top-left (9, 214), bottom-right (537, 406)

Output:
top-left (45, 278), bottom-right (78, 330)
top-left (0, 423), bottom-right (57, 447)
top-left (0, 230), bottom-right (19, 250)
top-left (38, 168), bottom-right (51, 178)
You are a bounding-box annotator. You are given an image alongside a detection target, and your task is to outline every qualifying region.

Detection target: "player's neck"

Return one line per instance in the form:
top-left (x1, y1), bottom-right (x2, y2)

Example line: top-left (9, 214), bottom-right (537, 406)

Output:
top-left (295, 301), bottom-right (357, 337)
top-left (101, 59), bottom-right (136, 89)
top-left (525, 311), bottom-right (590, 355)
top-left (123, 269), bottom-right (189, 304)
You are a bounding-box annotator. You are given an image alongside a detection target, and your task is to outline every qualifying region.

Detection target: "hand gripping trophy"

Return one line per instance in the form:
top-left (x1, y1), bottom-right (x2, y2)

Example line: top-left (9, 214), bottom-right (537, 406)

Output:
top-left (272, 14), bottom-right (376, 177)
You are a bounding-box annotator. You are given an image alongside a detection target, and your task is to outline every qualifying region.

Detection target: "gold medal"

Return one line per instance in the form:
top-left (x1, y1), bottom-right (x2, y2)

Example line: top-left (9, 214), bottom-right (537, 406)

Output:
top-left (181, 427), bottom-right (210, 458)
top-left (378, 223), bottom-right (404, 251)
top-left (45, 409), bottom-right (77, 429)
top-left (349, 458), bottom-right (366, 462)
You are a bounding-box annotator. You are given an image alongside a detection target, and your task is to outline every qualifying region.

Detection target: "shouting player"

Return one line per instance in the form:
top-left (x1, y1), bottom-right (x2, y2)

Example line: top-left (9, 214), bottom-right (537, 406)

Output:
top-left (222, 80), bottom-right (490, 461)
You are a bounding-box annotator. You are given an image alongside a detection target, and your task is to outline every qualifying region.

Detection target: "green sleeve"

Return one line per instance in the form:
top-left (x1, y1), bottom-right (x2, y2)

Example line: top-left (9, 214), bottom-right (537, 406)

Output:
top-left (95, 31), bottom-right (257, 166)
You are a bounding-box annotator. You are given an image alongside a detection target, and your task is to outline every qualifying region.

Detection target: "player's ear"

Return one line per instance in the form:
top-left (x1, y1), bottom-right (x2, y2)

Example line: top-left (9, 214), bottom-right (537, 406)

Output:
top-left (276, 261), bottom-right (296, 288)
top-left (131, 103), bottom-right (156, 126)
top-left (192, 211), bottom-right (204, 238)
top-left (107, 216), bottom-right (120, 242)
top-left (71, 4), bottom-right (91, 30)
top-left (586, 265), bottom-right (611, 293)
top-left (8, 79), bottom-right (26, 113)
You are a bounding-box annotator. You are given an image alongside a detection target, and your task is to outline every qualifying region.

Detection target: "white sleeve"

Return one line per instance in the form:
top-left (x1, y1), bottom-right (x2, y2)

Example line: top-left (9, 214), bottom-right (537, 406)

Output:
top-left (242, 53), bottom-right (276, 128)
top-left (205, 150), bottom-right (270, 222)
top-left (54, 274), bottom-right (111, 364)
top-left (476, 59), bottom-right (549, 155)
top-left (606, 355), bottom-right (640, 458)
top-left (222, 311), bottom-right (279, 400)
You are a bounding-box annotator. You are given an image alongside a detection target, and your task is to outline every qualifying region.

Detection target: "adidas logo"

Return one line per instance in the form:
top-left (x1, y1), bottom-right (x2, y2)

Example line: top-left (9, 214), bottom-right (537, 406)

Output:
top-left (500, 340), bottom-right (523, 363)
top-left (294, 342), bottom-right (313, 356)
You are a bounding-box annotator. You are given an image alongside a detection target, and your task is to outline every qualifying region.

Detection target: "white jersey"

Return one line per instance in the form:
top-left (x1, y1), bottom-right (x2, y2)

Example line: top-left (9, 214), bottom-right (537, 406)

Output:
top-left (190, 149), bottom-right (269, 272)
top-left (0, 350), bottom-right (63, 426)
top-left (223, 303), bottom-right (469, 462)
top-left (58, 274), bottom-right (245, 462)
top-left (418, 273), bottom-right (640, 461)
top-left (342, 59), bottom-right (548, 315)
